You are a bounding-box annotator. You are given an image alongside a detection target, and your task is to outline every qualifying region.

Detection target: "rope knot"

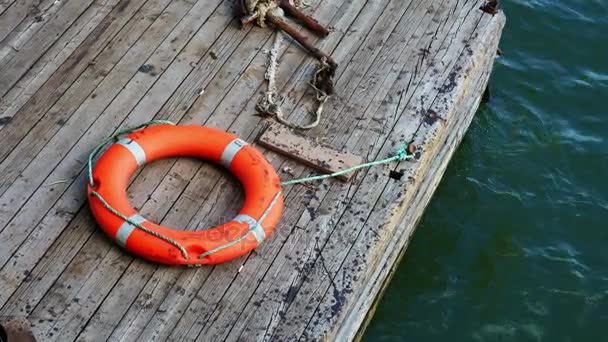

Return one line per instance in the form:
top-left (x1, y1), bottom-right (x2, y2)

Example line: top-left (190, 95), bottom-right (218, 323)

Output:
top-left (246, 0), bottom-right (283, 27)
top-left (394, 144), bottom-right (408, 161)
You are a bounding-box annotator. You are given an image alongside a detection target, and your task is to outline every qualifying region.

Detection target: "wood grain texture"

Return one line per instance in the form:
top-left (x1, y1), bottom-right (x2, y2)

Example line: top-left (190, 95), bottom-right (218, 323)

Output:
top-left (0, 0), bottom-right (121, 132)
top-left (0, 0), bottom-right (505, 340)
top-left (0, 0), bottom-right (98, 97)
top-left (258, 123), bottom-right (365, 181)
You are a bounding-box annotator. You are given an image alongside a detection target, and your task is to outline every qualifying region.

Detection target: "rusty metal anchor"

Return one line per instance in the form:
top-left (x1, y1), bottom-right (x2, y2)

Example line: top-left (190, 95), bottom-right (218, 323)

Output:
top-left (239, 0), bottom-right (337, 74)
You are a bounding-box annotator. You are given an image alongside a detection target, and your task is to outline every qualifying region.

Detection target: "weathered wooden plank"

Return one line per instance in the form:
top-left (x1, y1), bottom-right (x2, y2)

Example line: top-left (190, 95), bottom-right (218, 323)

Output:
top-left (126, 0), bottom-right (466, 340)
top-left (60, 0), bottom-right (352, 340)
top-left (314, 24), bottom-right (496, 342)
top-left (0, 0), bottom-right (198, 235)
top-left (0, 0), bottom-right (67, 64)
top-left (301, 14), bottom-right (505, 342)
top-left (76, 0), bottom-right (350, 338)
top-left (258, 123), bottom-right (365, 181)
top-left (213, 2), bottom-right (498, 342)
top-left (218, 0), bottom-right (478, 339)
top-left (0, 0), bottom-right (152, 161)
top-left (166, 0), bottom-right (456, 340)
top-left (0, 0), bottom-right (241, 333)
top-left (0, 0), bottom-right (267, 339)
top-left (0, 0), bottom-right (120, 129)
top-left (0, 0), bottom-right (97, 97)
top-left (27, 0), bottom-right (376, 340)
top-left (0, 0), bottom-right (209, 306)
top-left (0, 0), bottom-right (39, 43)
top-left (158, 2), bottom-right (415, 340)
top-left (0, 0), bottom-right (18, 16)
top-left (345, 28), bottom-right (502, 341)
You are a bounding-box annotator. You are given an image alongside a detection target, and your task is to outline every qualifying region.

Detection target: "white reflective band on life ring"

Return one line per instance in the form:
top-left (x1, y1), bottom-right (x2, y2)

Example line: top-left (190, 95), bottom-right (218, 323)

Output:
top-left (220, 138), bottom-right (248, 169)
top-left (116, 214), bottom-right (146, 247)
top-left (233, 214), bottom-right (265, 244)
top-left (117, 138), bottom-right (147, 166)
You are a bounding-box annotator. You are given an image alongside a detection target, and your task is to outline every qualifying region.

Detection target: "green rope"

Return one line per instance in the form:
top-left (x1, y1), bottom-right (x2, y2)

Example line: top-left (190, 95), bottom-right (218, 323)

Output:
top-left (198, 190), bottom-right (283, 260)
top-left (196, 144), bottom-right (414, 259)
top-left (88, 119), bottom-right (175, 187)
top-left (281, 144), bottom-right (413, 186)
top-left (90, 191), bottom-right (189, 259)
top-left (86, 120), bottom-right (189, 258)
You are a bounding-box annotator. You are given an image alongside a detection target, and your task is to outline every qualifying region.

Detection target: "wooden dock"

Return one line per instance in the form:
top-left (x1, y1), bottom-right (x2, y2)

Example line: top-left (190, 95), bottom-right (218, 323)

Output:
top-left (0, 0), bottom-right (505, 340)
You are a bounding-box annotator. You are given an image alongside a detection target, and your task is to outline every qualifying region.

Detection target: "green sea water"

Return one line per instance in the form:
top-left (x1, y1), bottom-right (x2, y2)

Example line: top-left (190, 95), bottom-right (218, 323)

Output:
top-left (364, 1), bottom-right (608, 341)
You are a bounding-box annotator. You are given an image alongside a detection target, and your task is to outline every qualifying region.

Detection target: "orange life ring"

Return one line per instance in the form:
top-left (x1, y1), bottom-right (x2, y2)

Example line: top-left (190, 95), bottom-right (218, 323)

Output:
top-left (87, 124), bottom-right (283, 266)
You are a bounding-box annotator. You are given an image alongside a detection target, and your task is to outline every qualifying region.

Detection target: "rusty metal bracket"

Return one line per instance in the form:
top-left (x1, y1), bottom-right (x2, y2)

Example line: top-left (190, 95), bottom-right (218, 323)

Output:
top-left (239, 0), bottom-right (337, 73)
top-left (480, 0), bottom-right (500, 15)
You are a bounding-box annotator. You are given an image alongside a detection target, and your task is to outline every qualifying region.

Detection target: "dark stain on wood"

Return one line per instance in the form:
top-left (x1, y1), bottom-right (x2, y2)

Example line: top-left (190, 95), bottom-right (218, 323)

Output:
top-left (439, 68), bottom-right (460, 94)
top-left (424, 109), bottom-right (439, 125)
top-left (0, 116), bottom-right (12, 126)
top-left (480, 0), bottom-right (500, 15)
top-left (389, 170), bottom-right (404, 180)
top-left (116, 0), bottom-right (132, 13)
top-left (138, 64), bottom-right (155, 74)
top-left (306, 206), bottom-right (317, 221)
top-left (283, 285), bottom-right (299, 306)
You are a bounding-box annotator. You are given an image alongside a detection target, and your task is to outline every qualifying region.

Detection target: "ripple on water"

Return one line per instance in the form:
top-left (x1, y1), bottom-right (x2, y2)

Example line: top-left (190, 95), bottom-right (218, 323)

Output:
top-left (510, 0), bottom-right (598, 23)
top-left (472, 322), bottom-right (544, 342)
top-left (560, 126), bottom-right (603, 145)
